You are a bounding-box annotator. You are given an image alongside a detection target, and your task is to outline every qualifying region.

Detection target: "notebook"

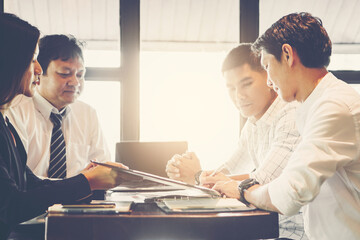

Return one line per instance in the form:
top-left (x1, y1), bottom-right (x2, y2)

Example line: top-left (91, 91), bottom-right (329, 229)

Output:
top-left (115, 141), bottom-right (188, 177)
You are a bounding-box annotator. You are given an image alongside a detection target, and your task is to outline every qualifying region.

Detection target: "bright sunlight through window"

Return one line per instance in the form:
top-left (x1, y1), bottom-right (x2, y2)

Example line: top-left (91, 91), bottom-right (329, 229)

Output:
top-left (140, 51), bottom-right (239, 170)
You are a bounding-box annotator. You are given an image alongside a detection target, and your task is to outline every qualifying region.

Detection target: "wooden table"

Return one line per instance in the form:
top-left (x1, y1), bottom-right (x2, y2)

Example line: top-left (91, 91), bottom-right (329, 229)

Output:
top-left (45, 202), bottom-right (278, 240)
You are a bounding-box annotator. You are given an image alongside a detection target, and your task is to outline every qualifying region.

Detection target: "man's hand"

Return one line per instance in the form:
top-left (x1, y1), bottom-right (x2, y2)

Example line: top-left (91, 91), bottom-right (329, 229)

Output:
top-left (212, 180), bottom-right (240, 199)
top-left (199, 171), bottom-right (231, 188)
top-left (165, 152), bottom-right (201, 184)
top-left (81, 162), bottom-right (130, 190)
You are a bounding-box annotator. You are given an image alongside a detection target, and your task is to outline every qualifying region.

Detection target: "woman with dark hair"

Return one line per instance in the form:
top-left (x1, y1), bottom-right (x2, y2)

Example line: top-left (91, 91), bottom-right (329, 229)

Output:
top-left (0, 13), bottom-right (127, 239)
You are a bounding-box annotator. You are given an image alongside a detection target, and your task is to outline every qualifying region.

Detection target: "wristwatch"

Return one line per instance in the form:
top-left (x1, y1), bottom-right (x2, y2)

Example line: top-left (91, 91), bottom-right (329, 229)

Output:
top-left (238, 178), bottom-right (259, 207)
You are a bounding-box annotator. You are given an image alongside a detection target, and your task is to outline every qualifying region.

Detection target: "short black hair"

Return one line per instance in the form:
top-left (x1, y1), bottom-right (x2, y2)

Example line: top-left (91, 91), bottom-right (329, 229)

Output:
top-left (222, 43), bottom-right (264, 74)
top-left (0, 13), bottom-right (40, 109)
top-left (38, 34), bottom-right (85, 74)
top-left (252, 12), bottom-right (332, 68)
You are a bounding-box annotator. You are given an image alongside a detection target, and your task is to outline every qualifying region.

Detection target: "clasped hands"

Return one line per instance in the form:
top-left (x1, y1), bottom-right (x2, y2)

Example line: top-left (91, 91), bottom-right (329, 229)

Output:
top-left (165, 151), bottom-right (240, 199)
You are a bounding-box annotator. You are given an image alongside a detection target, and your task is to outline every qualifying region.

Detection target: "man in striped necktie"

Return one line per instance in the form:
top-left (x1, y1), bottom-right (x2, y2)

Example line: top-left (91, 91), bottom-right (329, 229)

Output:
top-left (8, 34), bottom-right (111, 179)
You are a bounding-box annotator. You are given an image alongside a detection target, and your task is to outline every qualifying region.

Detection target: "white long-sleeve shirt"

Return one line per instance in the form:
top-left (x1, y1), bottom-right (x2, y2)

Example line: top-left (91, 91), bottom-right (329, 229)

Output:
top-left (7, 92), bottom-right (111, 178)
top-left (268, 73), bottom-right (360, 240)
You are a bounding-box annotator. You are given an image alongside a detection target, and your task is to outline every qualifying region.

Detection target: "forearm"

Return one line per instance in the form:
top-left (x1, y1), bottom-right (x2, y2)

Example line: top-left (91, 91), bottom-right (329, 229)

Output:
top-left (2, 173), bottom-right (91, 227)
top-left (245, 184), bottom-right (281, 213)
top-left (229, 173), bottom-right (249, 181)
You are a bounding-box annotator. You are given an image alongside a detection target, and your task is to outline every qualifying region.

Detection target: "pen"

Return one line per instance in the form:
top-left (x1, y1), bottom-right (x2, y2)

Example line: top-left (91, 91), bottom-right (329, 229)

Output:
top-left (208, 165), bottom-right (224, 177)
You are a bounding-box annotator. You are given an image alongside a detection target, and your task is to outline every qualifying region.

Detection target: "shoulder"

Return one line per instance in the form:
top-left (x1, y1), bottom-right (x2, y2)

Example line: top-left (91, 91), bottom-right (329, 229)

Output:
top-left (9, 95), bottom-right (35, 113)
top-left (314, 80), bottom-right (360, 117)
top-left (7, 95), bottom-right (36, 125)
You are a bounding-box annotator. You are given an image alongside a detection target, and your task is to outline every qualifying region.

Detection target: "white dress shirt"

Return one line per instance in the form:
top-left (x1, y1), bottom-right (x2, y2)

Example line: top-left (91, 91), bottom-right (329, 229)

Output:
top-left (7, 92), bottom-right (111, 178)
top-left (268, 73), bottom-right (360, 240)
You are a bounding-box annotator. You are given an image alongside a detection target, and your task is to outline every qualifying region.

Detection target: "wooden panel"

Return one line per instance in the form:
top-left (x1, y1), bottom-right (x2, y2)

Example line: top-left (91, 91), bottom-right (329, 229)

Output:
top-left (32, 0), bottom-right (49, 34)
top-left (159, 0), bottom-right (175, 40)
top-left (185, 0), bottom-right (203, 41)
top-left (340, 0), bottom-right (360, 43)
top-left (48, 0), bottom-right (64, 34)
top-left (106, 0), bottom-right (120, 40)
top-left (78, 0), bottom-right (92, 39)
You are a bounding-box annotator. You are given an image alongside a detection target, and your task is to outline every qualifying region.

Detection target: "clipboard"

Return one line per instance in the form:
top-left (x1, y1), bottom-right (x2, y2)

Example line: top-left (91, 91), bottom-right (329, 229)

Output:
top-left (90, 161), bottom-right (221, 197)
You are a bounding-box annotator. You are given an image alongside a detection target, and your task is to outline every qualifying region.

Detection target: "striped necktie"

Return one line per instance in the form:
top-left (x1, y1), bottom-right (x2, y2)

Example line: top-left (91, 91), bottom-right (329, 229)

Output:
top-left (48, 112), bottom-right (67, 178)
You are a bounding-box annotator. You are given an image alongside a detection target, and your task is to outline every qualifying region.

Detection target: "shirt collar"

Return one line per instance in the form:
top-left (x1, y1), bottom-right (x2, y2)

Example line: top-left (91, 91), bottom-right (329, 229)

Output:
top-left (296, 72), bottom-right (333, 132)
top-left (33, 91), bottom-right (71, 120)
top-left (248, 96), bottom-right (284, 126)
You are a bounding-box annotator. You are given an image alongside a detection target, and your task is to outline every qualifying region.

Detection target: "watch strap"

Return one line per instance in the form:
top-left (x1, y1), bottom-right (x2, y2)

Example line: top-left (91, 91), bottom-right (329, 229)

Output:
top-left (238, 178), bottom-right (259, 207)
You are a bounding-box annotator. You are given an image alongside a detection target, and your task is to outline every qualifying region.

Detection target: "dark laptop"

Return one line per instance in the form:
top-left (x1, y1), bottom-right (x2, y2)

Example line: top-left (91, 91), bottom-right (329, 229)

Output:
top-left (115, 141), bottom-right (188, 177)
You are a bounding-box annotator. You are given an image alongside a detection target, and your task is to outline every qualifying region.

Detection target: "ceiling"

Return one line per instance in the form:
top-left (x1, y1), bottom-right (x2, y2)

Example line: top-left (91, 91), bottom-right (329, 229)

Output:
top-left (4, 0), bottom-right (360, 53)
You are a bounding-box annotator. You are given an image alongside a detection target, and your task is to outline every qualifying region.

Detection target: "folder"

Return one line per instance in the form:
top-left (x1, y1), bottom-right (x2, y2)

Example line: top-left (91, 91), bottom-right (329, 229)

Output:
top-left (91, 161), bottom-right (221, 197)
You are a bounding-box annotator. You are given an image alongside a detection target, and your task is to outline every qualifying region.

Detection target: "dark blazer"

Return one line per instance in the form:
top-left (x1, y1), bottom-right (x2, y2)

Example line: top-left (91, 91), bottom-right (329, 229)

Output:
top-left (0, 113), bottom-right (92, 239)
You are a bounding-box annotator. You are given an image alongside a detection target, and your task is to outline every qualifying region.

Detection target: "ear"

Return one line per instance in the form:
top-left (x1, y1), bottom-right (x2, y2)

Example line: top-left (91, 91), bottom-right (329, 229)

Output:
top-left (281, 44), bottom-right (294, 67)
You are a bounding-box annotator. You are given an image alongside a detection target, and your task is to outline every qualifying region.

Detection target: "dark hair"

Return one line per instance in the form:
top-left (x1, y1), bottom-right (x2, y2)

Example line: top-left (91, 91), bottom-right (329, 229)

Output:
top-left (0, 13), bottom-right (40, 109)
top-left (222, 43), bottom-right (264, 74)
top-left (38, 34), bottom-right (85, 75)
top-left (252, 12), bottom-right (332, 68)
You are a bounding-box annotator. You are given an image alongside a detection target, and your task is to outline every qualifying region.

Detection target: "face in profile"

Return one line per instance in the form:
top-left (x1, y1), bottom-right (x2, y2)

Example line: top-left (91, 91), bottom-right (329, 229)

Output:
top-left (20, 44), bottom-right (42, 97)
top-left (37, 56), bottom-right (85, 110)
top-left (224, 63), bottom-right (276, 120)
top-left (261, 50), bottom-right (295, 102)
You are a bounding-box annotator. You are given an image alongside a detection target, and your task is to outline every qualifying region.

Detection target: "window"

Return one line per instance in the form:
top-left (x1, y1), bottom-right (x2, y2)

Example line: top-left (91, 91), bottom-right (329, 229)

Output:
top-left (77, 81), bottom-right (120, 159)
top-left (140, 0), bottom-right (240, 169)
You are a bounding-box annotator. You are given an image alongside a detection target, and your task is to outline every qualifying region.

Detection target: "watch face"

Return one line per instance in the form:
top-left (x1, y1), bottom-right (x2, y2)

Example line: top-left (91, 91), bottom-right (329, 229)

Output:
top-left (240, 178), bottom-right (255, 186)
top-left (239, 178), bottom-right (259, 189)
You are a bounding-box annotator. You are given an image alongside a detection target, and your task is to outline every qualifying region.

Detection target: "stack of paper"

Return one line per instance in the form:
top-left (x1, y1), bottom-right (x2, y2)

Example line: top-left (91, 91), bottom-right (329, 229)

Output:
top-left (48, 201), bottom-right (132, 214)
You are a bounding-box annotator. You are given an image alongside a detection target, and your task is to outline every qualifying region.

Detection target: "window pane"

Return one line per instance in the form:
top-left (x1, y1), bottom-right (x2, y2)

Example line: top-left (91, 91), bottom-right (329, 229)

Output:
top-left (78, 81), bottom-right (121, 160)
top-left (140, 0), bottom-right (240, 169)
top-left (259, 0), bottom-right (360, 70)
top-left (4, 0), bottom-right (121, 68)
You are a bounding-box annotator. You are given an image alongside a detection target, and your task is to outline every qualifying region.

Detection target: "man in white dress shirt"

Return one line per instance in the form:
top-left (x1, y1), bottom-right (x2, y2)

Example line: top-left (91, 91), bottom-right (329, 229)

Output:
top-left (8, 34), bottom-right (110, 178)
top-left (166, 44), bottom-right (307, 239)
top-left (213, 13), bottom-right (360, 240)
